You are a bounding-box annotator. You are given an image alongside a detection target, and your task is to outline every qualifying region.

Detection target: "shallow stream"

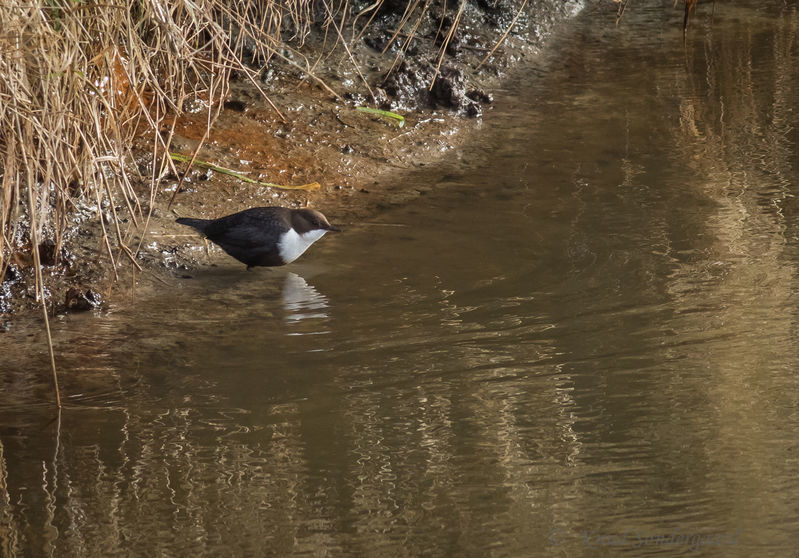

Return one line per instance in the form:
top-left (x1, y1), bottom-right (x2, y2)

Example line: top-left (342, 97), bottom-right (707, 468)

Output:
top-left (3, 2), bottom-right (799, 555)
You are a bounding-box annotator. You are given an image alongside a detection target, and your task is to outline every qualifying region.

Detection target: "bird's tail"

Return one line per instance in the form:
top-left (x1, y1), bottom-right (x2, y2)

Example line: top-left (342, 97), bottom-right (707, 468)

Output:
top-left (175, 217), bottom-right (210, 233)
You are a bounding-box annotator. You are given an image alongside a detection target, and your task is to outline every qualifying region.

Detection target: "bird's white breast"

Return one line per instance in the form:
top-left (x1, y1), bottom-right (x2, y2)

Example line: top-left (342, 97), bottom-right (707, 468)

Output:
top-left (278, 228), bottom-right (327, 264)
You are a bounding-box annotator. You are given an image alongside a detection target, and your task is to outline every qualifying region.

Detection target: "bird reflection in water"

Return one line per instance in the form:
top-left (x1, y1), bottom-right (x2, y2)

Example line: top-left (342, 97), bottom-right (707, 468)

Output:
top-left (281, 272), bottom-right (330, 326)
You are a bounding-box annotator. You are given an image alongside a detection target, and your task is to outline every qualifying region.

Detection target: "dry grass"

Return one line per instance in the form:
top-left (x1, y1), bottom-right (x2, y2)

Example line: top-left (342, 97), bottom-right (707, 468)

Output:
top-left (0, 0), bottom-right (321, 288)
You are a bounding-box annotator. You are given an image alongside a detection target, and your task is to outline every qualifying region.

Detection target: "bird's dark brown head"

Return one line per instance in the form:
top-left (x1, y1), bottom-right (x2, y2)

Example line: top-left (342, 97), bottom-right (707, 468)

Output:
top-left (291, 209), bottom-right (339, 234)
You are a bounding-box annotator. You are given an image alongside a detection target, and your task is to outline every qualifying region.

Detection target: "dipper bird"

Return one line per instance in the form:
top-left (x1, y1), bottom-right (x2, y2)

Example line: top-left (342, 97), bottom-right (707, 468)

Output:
top-left (176, 207), bottom-right (338, 269)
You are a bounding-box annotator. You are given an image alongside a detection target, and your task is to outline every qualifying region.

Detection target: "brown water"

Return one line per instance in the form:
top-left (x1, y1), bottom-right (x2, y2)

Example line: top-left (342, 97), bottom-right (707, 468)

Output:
top-left (3, 2), bottom-right (799, 556)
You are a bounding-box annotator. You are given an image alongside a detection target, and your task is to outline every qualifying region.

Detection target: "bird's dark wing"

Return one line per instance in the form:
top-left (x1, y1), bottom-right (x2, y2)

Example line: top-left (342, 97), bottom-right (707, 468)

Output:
top-left (204, 207), bottom-right (288, 247)
top-left (202, 207), bottom-right (291, 265)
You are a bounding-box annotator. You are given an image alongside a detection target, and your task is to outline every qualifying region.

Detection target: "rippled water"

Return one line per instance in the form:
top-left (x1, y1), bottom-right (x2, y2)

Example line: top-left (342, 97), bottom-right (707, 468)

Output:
top-left (3, 2), bottom-right (799, 556)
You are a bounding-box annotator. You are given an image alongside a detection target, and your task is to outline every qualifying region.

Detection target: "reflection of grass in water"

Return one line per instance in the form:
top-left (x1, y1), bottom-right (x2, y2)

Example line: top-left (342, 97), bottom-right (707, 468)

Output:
top-left (614, 0), bottom-right (714, 33)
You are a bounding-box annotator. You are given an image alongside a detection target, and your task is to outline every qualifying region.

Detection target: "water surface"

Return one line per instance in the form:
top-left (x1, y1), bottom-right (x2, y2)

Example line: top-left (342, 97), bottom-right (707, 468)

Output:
top-left (3, 2), bottom-right (799, 556)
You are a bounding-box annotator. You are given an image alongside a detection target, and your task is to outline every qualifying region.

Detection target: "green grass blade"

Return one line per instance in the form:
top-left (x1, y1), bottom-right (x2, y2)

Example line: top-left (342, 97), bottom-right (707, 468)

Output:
top-left (356, 107), bottom-right (405, 128)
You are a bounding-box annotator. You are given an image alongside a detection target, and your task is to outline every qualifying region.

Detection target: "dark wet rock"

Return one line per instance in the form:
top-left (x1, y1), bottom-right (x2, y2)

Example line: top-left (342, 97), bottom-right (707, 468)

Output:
top-left (430, 65), bottom-right (463, 107)
top-left (65, 287), bottom-right (102, 312)
top-left (226, 20), bottom-right (271, 69)
top-left (137, 152), bottom-right (155, 176)
top-left (182, 98), bottom-right (207, 113)
top-left (187, 167), bottom-right (213, 182)
top-left (343, 91), bottom-right (367, 105)
top-left (0, 267), bottom-right (17, 316)
top-left (198, 168), bottom-right (214, 181)
top-left (38, 241), bottom-right (59, 266)
top-left (433, 16), bottom-right (462, 57)
top-left (260, 67), bottom-right (275, 83)
top-left (363, 29), bottom-right (393, 53)
top-left (372, 0), bottom-right (414, 16)
top-left (381, 60), bottom-right (484, 115)
top-left (467, 88), bottom-right (493, 104)
top-left (474, 0), bottom-right (523, 28)
top-left (365, 27), bottom-right (421, 56)
top-left (465, 101), bottom-right (482, 118)
top-left (373, 87), bottom-right (389, 108)
top-left (431, 65), bottom-right (481, 116)
top-left (380, 60), bottom-right (435, 111)
top-left (224, 99), bottom-right (247, 112)
top-left (2, 265), bottom-right (19, 284)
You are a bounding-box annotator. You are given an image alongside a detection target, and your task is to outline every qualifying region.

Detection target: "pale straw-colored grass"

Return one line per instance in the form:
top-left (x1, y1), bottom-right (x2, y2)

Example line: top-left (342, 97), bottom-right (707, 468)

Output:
top-left (0, 0), bottom-right (320, 286)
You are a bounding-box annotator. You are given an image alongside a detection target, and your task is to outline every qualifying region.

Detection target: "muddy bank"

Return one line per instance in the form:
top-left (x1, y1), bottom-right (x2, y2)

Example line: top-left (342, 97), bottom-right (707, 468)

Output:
top-left (1, 0), bottom-right (588, 324)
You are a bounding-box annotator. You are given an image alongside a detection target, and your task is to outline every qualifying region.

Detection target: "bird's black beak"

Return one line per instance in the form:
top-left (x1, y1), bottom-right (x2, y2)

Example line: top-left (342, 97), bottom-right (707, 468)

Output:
top-left (327, 224), bottom-right (342, 232)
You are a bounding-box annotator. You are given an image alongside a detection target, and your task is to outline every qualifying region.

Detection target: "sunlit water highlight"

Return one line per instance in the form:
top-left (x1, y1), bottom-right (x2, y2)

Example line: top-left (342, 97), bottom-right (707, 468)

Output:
top-left (3, 2), bottom-right (799, 556)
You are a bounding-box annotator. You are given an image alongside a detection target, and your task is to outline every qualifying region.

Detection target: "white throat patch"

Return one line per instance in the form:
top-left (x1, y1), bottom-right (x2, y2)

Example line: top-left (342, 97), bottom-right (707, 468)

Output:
top-left (278, 228), bottom-right (327, 264)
